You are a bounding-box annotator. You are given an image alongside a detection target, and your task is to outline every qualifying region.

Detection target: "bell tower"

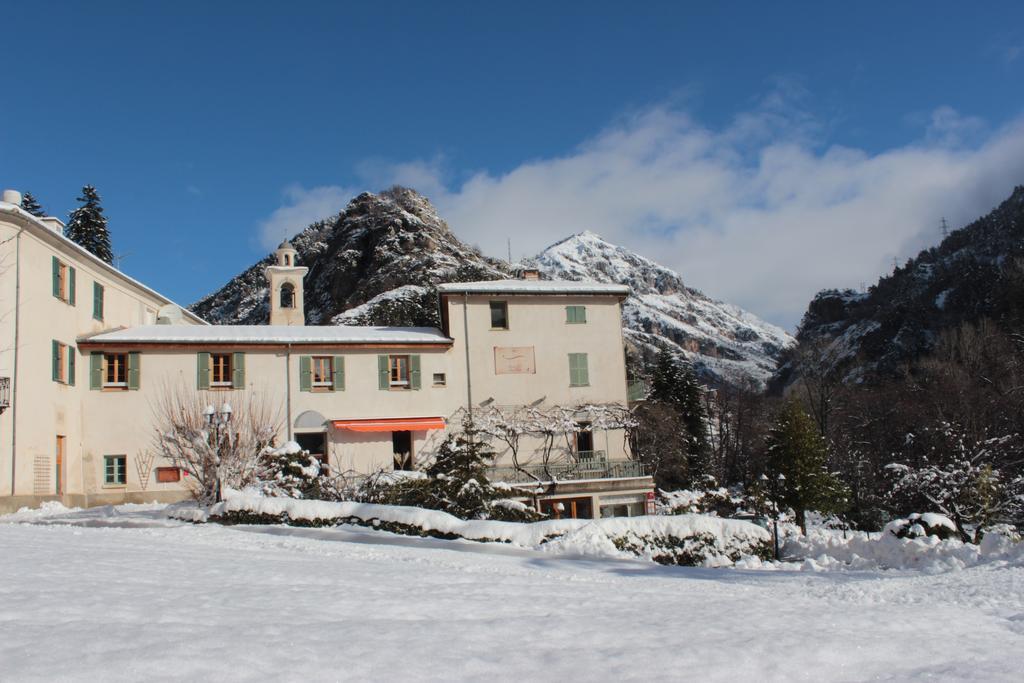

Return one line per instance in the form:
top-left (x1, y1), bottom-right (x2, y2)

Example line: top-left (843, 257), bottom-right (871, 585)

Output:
top-left (265, 240), bottom-right (308, 326)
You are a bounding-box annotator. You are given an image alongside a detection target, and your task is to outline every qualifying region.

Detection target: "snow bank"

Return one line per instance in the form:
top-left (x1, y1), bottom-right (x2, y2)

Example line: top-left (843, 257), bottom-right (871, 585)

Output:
top-left (782, 526), bottom-right (1024, 572)
top-left (173, 490), bottom-right (771, 566)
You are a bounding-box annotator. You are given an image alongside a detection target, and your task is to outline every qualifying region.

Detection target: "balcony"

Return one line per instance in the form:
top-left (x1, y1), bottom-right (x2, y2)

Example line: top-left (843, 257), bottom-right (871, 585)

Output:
top-left (0, 377), bottom-right (9, 413)
top-left (488, 450), bottom-right (648, 484)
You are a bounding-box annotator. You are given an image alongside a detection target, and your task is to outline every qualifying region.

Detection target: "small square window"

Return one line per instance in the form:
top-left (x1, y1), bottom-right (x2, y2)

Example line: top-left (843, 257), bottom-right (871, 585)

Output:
top-left (489, 301), bottom-right (508, 330)
top-left (432, 372), bottom-right (446, 386)
top-left (104, 455), bottom-right (127, 485)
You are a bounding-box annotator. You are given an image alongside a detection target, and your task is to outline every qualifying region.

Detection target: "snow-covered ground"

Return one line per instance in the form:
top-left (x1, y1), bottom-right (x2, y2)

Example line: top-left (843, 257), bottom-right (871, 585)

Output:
top-left (2, 505), bottom-right (1023, 681)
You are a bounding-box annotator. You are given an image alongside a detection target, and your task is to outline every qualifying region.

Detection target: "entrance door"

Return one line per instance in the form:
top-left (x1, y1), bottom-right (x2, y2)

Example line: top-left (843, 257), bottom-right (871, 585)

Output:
top-left (392, 431), bottom-right (413, 470)
top-left (55, 435), bottom-right (65, 496)
top-left (296, 431), bottom-right (327, 471)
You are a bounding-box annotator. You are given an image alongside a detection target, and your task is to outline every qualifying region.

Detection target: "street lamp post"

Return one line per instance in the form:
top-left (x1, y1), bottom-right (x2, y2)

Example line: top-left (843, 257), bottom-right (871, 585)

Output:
top-left (771, 473), bottom-right (785, 561)
top-left (204, 402), bottom-right (233, 503)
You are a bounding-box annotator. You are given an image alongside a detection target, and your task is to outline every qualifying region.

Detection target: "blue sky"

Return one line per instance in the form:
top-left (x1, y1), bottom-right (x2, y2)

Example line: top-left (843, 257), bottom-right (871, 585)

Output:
top-left (3, 2), bottom-right (1024, 328)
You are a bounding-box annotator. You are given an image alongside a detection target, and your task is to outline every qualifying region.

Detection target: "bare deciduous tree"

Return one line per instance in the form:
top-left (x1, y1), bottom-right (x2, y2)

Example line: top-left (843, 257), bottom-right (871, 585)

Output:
top-left (150, 381), bottom-right (283, 504)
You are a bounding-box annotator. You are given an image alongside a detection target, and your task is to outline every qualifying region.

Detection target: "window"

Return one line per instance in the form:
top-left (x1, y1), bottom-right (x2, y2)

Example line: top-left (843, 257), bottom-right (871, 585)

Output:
top-left (280, 282), bottom-right (295, 308)
top-left (51, 341), bottom-right (74, 385)
top-left (489, 301), bottom-right (508, 329)
top-left (210, 353), bottom-right (232, 386)
top-left (568, 353), bottom-right (589, 387)
top-left (91, 352), bottom-right (139, 391)
top-left (103, 353), bottom-right (127, 388)
top-left (432, 372), bottom-right (446, 386)
top-left (566, 305), bottom-right (586, 324)
top-left (390, 355), bottom-right (410, 387)
top-left (575, 422), bottom-right (594, 453)
top-left (93, 282), bottom-right (104, 321)
top-left (51, 256), bottom-right (76, 305)
top-left (104, 455), bottom-right (127, 485)
top-left (312, 356), bottom-right (333, 387)
top-left (198, 352), bottom-right (243, 390)
top-left (378, 354), bottom-right (420, 390)
top-left (155, 467), bottom-right (181, 483)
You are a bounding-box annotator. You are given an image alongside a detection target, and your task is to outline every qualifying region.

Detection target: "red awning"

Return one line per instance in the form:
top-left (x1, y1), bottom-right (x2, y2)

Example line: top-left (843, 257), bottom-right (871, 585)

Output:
top-left (331, 417), bottom-right (446, 432)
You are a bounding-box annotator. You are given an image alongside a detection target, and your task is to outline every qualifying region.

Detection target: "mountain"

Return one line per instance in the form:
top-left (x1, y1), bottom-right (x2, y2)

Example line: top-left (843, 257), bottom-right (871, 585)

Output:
top-left (774, 185), bottom-right (1024, 386)
top-left (527, 232), bottom-right (793, 387)
top-left (191, 187), bottom-right (510, 327)
top-left (191, 187), bottom-right (793, 388)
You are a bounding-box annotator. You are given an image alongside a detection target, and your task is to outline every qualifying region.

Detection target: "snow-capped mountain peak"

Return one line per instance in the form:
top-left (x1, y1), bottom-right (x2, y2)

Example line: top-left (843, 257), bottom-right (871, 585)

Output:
top-left (529, 232), bottom-right (794, 388)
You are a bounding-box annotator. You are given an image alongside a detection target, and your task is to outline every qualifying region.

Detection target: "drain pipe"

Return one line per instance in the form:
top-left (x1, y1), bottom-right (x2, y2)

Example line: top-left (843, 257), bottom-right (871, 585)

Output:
top-left (462, 293), bottom-right (473, 419)
top-left (9, 227), bottom-right (22, 496)
top-left (285, 343), bottom-right (293, 441)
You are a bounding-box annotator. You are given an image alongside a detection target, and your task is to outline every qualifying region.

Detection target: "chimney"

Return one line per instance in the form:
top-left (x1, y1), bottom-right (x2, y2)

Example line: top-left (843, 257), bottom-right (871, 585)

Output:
top-left (2, 189), bottom-right (22, 206)
top-left (520, 268), bottom-right (540, 281)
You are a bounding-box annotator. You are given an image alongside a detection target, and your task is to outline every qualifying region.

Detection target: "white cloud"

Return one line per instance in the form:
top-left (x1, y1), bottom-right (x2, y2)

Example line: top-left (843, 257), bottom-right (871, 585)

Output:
top-left (260, 96), bottom-right (1024, 330)
top-left (257, 184), bottom-right (357, 249)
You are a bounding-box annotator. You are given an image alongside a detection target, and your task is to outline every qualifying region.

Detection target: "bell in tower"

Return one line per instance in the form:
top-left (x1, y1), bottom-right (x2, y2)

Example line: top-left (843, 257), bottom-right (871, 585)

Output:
top-left (265, 239), bottom-right (309, 326)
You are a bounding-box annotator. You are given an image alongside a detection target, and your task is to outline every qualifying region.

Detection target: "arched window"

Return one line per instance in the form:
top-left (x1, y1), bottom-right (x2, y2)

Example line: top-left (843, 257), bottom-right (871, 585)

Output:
top-left (284, 254), bottom-right (291, 266)
top-left (280, 282), bottom-right (295, 309)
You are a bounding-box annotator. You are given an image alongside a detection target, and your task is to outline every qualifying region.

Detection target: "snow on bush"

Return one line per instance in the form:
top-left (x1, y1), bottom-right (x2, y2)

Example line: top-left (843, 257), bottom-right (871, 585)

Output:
top-left (884, 513), bottom-right (959, 540)
top-left (781, 525), bottom-right (1024, 572)
top-left (172, 490), bottom-right (771, 566)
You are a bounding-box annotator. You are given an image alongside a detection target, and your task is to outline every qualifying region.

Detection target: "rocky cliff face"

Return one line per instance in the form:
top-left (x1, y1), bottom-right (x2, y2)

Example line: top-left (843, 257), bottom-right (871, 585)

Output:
top-left (774, 185), bottom-right (1024, 387)
top-left (191, 187), bottom-right (793, 388)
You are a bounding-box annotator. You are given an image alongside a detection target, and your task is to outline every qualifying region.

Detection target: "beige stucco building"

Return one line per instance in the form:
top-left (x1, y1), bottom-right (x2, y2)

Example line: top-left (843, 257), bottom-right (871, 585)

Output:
top-left (0, 190), bottom-right (653, 517)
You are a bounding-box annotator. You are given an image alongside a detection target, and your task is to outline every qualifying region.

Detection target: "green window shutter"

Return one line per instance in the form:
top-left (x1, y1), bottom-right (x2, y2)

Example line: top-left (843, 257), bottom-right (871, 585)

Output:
top-left (410, 355), bottom-right (422, 390)
top-left (377, 355), bottom-right (389, 390)
top-left (68, 267), bottom-right (76, 305)
top-left (577, 306), bottom-right (586, 323)
top-left (93, 282), bottom-right (104, 321)
top-left (566, 306), bottom-right (574, 323)
top-left (52, 341), bottom-right (60, 382)
top-left (52, 257), bottom-right (60, 298)
top-left (197, 352), bottom-right (210, 390)
top-left (232, 352), bottom-right (245, 389)
top-left (299, 356), bottom-right (312, 392)
top-left (67, 348), bottom-right (75, 386)
top-left (90, 353), bottom-right (103, 390)
top-left (333, 356), bottom-right (345, 391)
top-left (128, 352), bottom-right (140, 390)
top-left (569, 353), bottom-right (589, 386)
top-left (566, 306), bottom-right (586, 323)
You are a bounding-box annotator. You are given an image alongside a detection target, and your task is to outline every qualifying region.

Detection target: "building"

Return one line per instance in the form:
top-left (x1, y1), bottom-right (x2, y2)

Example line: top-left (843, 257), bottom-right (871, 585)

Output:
top-left (0, 190), bottom-right (653, 516)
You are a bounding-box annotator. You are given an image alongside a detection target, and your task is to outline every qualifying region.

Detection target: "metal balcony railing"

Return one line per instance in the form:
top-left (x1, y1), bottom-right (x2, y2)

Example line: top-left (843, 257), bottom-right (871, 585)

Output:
top-left (488, 450), bottom-right (648, 484)
top-left (0, 377), bottom-right (9, 412)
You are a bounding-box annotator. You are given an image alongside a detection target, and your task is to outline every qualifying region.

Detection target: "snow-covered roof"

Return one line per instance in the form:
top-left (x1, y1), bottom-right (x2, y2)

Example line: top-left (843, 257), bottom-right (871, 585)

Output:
top-left (0, 200), bottom-right (208, 325)
top-left (80, 324), bottom-right (452, 345)
top-left (437, 279), bottom-right (630, 296)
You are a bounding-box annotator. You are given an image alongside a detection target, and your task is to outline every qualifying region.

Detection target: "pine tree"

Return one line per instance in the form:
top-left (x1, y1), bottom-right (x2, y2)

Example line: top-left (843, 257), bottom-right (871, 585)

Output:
top-left (20, 191), bottom-right (46, 217)
top-left (766, 400), bottom-right (848, 533)
top-left (648, 347), bottom-right (712, 486)
top-left (65, 185), bottom-right (113, 263)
